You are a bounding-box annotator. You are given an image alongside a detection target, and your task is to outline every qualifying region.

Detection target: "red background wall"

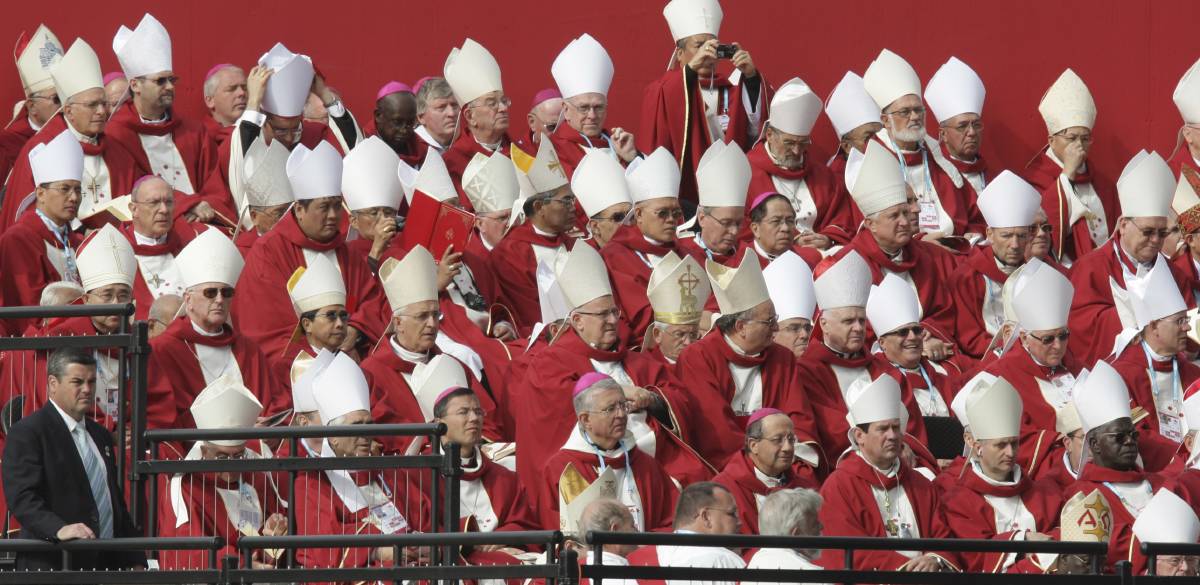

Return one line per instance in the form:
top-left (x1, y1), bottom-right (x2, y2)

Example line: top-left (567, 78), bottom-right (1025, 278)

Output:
top-left (3, 0), bottom-right (1198, 185)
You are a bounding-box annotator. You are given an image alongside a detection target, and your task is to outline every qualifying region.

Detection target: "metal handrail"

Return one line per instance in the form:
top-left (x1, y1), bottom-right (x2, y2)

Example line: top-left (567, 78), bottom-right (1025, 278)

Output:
top-left (141, 422), bottom-right (444, 442)
top-left (585, 530), bottom-right (1110, 555)
top-left (0, 303), bottom-right (136, 320)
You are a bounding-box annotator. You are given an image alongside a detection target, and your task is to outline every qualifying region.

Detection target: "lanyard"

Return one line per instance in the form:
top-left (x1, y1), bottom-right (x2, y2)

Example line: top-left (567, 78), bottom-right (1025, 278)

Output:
top-left (582, 430), bottom-right (637, 506)
top-left (887, 136), bottom-right (933, 196)
top-left (1102, 481), bottom-right (1149, 515)
top-left (893, 362), bottom-right (939, 414)
top-left (36, 209), bottom-right (78, 281)
top-left (1141, 342), bottom-right (1181, 409)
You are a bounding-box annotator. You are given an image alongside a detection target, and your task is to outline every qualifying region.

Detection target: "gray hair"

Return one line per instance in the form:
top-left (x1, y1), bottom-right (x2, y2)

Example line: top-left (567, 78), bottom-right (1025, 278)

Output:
top-left (40, 281), bottom-right (83, 306)
top-left (714, 308), bottom-right (754, 334)
top-left (758, 488), bottom-right (822, 537)
top-left (149, 294), bottom-right (183, 323)
top-left (416, 78), bottom-right (454, 116)
top-left (579, 498), bottom-right (634, 535)
top-left (47, 347), bottom-right (95, 379)
top-left (203, 65), bottom-right (243, 98)
top-left (572, 377), bottom-right (622, 415)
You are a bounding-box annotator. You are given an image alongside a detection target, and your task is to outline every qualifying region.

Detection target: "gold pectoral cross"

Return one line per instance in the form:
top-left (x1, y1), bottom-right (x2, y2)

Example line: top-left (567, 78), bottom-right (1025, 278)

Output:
top-left (147, 273), bottom-right (164, 288)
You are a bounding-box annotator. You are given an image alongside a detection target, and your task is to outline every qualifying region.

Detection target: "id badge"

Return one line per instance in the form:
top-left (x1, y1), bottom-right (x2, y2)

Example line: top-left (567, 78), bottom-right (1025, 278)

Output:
top-left (1050, 373), bottom-right (1077, 399)
top-left (918, 200), bottom-right (940, 230)
top-left (1159, 412), bottom-right (1184, 443)
top-left (370, 502), bottom-right (409, 534)
top-left (717, 114), bottom-right (731, 133)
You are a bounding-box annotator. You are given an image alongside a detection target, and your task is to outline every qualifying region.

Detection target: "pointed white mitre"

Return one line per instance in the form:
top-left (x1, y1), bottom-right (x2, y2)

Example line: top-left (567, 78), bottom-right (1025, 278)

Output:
top-left (1173, 168), bottom-right (1200, 217)
top-left (379, 246), bottom-right (438, 313)
top-left (768, 78), bottom-right (823, 136)
top-left (112, 13), bottom-right (172, 79)
top-left (1186, 384), bottom-right (1200, 434)
top-left (257, 43), bottom-right (314, 117)
top-left (16, 24), bottom-right (64, 94)
top-left (518, 137), bottom-right (570, 195)
top-left (662, 0), bottom-right (722, 41)
top-left (412, 355), bottom-right (469, 421)
top-left (865, 273), bottom-right (921, 337)
top-left (286, 142), bottom-right (343, 201)
top-left (292, 348), bottom-right (334, 414)
top-left (951, 372), bottom-right (997, 428)
top-left (966, 376), bottom-right (1022, 441)
top-left (1116, 150), bottom-right (1174, 219)
top-left (29, 129), bottom-right (83, 185)
top-left (313, 352), bottom-right (371, 425)
top-left (190, 372), bottom-right (263, 447)
top-left (1012, 259), bottom-right (1073, 331)
top-left (863, 49), bottom-right (921, 111)
top-left (1174, 57), bottom-right (1200, 125)
top-left (923, 57), bottom-right (985, 124)
top-left (626, 147), bottom-right (680, 203)
top-left (287, 253), bottom-right (346, 316)
top-left (463, 152), bottom-right (520, 214)
top-left (537, 260), bottom-right (571, 324)
top-left (554, 243), bottom-right (613, 311)
top-left (813, 250), bottom-right (872, 311)
top-left (647, 252), bottom-right (710, 325)
top-left (695, 140), bottom-right (750, 208)
top-left (1129, 256), bottom-right (1187, 330)
top-left (341, 136), bottom-right (402, 211)
top-left (77, 224), bottom-right (136, 291)
top-left (400, 148), bottom-right (458, 205)
top-left (243, 136), bottom-right (294, 207)
top-left (49, 39), bottom-right (103, 101)
top-left (176, 228), bottom-right (244, 288)
top-left (573, 150), bottom-right (633, 217)
top-left (1038, 69), bottom-right (1096, 134)
top-left (978, 170), bottom-right (1041, 228)
top-left (846, 141), bottom-right (907, 216)
top-left (763, 251), bottom-right (815, 322)
top-left (826, 71), bottom-right (880, 138)
top-left (705, 249), bottom-right (770, 315)
top-left (846, 374), bottom-right (903, 427)
top-left (1133, 489), bottom-right (1200, 545)
top-left (1073, 360), bottom-right (1131, 434)
top-left (552, 33), bottom-right (614, 99)
top-left (443, 38), bottom-right (503, 106)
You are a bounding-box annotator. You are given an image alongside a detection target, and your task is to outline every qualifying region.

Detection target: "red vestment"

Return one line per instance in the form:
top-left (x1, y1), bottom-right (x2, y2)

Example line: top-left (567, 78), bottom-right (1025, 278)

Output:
top-left (1063, 464), bottom-right (1166, 573)
top-left (1022, 151), bottom-right (1118, 263)
top-left (0, 211), bottom-right (83, 334)
top-left (1168, 146), bottom-right (1198, 178)
top-left (548, 124), bottom-right (623, 178)
top-left (818, 453), bottom-right (961, 571)
top-left (451, 452), bottom-right (540, 533)
top-left (943, 465), bottom-right (1063, 573)
top-left (202, 116), bottom-right (234, 147)
top-left (949, 245), bottom-right (1015, 359)
top-left (600, 225), bottom-right (679, 341)
top-left (120, 220), bottom-right (200, 320)
top-left (712, 451), bottom-right (818, 535)
top-left (745, 143), bottom-right (857, 244)
top-left (230, 213), bottom-right (388, 362)
top-left (234, 229), bottom-right (260, 257)
top-left (1108, 343), bottom-right (1200, 472)
top-left (489, 222), bottom-right (570, 333)
top-left (873, 135), bottom-right (985, 236)
top-left (441, 131), bottom-right (526, 208)
top-left (1170, 251), bottom-right (1200, 305)
top-left (105, 103), bottom-right (217, 194)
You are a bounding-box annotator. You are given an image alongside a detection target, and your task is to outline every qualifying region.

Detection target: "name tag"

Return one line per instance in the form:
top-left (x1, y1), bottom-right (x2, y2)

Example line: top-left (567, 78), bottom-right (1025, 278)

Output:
top-left (370, 501), bottom-right (409, 535)
top-left (717, 114), bottom-right (730, 133)
top-left (918, 200), bottom-right (940, 230)
top-left (1160, 411), bottom-right (1184, 443)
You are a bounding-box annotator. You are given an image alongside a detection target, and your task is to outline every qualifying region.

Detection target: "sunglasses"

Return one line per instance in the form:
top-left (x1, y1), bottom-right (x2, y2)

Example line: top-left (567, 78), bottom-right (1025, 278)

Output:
top-left (886, 325), bottom-right (925, 338)
top-left (200, 287), bottom-right (235, 300)
top-left (143, 75), bottom-right (179, 87)
top-left (1028, 330), bottom-right (1069, 345)
top-left (596, 211), bottom-right (627, 223)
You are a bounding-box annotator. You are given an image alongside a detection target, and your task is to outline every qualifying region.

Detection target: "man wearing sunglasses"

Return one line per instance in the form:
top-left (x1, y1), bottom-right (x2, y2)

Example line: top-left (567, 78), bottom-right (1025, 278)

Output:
top-left (1068, 150), bottom-right (1194, 365)
top-left (107, 14), bottom-right (216, 197)
top-left (925, 58), bottom-right (991, 196)
top-left (677, 140), bottom-right (749, 266)
top-left (572, 150), bottom-right (632, 249)
top-left (441, 39), bottom-right (526, 187)
top-left (548, 35), bottom-right (638, 178)
top-left (277, 254), bottom-right (348, 387)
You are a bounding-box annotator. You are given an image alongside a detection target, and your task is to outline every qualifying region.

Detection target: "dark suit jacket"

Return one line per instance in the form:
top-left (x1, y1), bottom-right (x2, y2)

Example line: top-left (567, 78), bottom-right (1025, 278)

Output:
top-left (1, 402), bottom-right (144, 570)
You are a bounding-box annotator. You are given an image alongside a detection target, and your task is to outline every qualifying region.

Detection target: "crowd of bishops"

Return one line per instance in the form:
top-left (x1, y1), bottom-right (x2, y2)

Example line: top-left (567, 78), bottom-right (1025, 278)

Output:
top-left (5, 0), bottom-right (1200, 578)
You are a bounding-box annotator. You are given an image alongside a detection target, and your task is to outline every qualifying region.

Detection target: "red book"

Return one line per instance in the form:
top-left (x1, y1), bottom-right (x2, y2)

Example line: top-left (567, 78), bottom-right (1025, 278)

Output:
top-left (400, 191), bottom-right (475, 260)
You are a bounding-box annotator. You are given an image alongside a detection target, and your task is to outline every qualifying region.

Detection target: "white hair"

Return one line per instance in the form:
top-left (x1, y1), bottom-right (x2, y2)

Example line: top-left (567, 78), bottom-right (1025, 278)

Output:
top-left (758, 488), bottom-right (822, 537)
top-left (203, 65), bottom-right (244, 98)
top-left (572, 378), bottom-right (622, 415)
top-left (40, 281), bottom-right (83, 306)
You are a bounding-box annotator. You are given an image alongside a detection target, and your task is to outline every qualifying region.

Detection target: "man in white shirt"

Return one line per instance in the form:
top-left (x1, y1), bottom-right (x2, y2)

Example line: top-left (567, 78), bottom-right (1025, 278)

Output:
top-left (746, 488), bottom-right (829, 585)
top-left (627, 481), bottom-right (745, 585)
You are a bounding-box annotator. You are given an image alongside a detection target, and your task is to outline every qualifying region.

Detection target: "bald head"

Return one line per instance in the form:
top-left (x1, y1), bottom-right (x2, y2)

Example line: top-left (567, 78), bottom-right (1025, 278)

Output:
top-left (375, 92), bottom-right (418, 154)
top-left (148, 294), bottom-right (182, 338)
top-left (130, 176), bottom-right (175, 239)
top-left (580, 497), bottom-right (637, 556)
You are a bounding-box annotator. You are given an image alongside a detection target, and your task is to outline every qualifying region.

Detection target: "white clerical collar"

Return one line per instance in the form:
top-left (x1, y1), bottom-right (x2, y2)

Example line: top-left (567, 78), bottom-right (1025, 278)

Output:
top-left (1023, 345), bottom-right (1059, 372)
top-left (1063, 451), bottom-right (1081, 479)
top-left (481, 236), bottom-right (496, 252)
top-left (949, 151), bottom-right (978, 165)
top-left (994, 255), bottom-right (1018, 275)
top-left (134, 230), bottom-right (168, 246)
top-left (532, 224), bottom-right (556, 238)
top-left (415, 125), bottom-right (448, 151)
top-left (823, 341), bottom-right (859, 360)
top-left (138, 110), bottom-right (170, 124)
top-left (764, 142), bottom-right (804, 170)
top-left (970, 460), bottom-right (1022, 487)
top-left (459, 446), bottom-right (483, 473)
top-left (723, 334), bottom-right (761, 358)
top-left (29, 115), bottom-right (43, 132)
top-left (65, 118), bottom-right (98, 145)
top-left (753, 239), bottom-right (775, 261)
top-left (389, 336), bottom-right (429, 365)
top-left (643, 234), bottom-right (668, 247)
top-left (597, 551), bottom-right (630, 566)
top-left (855, 450), bottom-right (899, 478)
top-left (190, 319), bottom-right (222, 337)
top-left (752, 464), bottom-right (783, 488)
top-left (1142, 341), bottom-right (1172, 362)
top-left (473, 135), bottom-right (502, 152)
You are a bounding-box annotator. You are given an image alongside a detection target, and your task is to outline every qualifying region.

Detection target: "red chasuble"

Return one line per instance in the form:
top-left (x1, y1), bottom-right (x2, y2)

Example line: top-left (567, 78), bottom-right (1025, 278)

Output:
top-left (949, 245), bottom-right (1016, 359)
top-left (1063, 464), bottom-right (1166, 573)
top-left (120, 220), bottom-right (200, 320)
top-left (441, 131), bottom-right (526, 207)
top-left (201, 116), bottom-right (234, 147)
top-left (514, 328), bottom-right (713, 502)
top-left (818, 453), bottom-right (960, 571)
top-left (490, 222), bottom-right (571, 333)
top-left (293, 466), bottom-right (432, 571)
top-left (445, 449), bottom-right (540, 533)
top-left (105, 103), bottom-right (218, 194)
top-left (0, 210), bottom-right (83, 334)
top-left (1067, 241), bottom-right (1195, 364)
top-left (1171, 250), bottom-right (1200, 305)
top-left (1109, 342), bottom-right (1200, 472)
top-left (600, 225), bottom-right (679, 340)
top-left (230, 213), bottom-right (388, 361)
top-left (539, 433), bottom-right (680, 532)
top-left (872, 354), bottom-right (957, 421)
top-left (712, 451), bottom-right (818, 535)
top-left (745, 143), bottom-right (857, 244)
top-left (234, 229), bottom-right (260, 257)
top-left (638, 67), bottom-right (770, 204)
top-left (982, 341), bottom-right (1082, 478)
top-left (676, 233), bottom-right (733, 266)
top-left (146, 318), bottom-right (288, 430)
top-left (943, 465), bottom-right (1063, 573)
top-left (1022, 151), bottom-right (1118, 263)
top-left (1169, 146), bottom-right (1199, 178)
top-left (675, 329), bottom-right (822, 474)
top-left (548, 123), bottom-right (625, 178)
top-left (873, 135), bottom-right (984, 236)
top-left (1, 114), bottom-right (144, 232)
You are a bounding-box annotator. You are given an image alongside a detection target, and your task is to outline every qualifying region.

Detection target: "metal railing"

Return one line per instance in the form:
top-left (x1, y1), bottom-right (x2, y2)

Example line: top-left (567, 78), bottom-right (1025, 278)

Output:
top-left (0, 537), bottom-right (221, 583)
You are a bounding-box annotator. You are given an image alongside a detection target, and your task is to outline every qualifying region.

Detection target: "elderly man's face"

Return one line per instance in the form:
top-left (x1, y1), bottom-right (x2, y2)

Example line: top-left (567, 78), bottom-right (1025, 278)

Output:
top-left (185, 282), bottom-right (233, 332)
top-left (766, 126), bottom-right (810, 170)
top-left (882, 94), bottom-right (926, 144)
top-left (130, 178), bottom-right (175, 239)
top-left (131, 71), bottom-right (176, 112)
top-left (250, 203), bottom-right (290, 235)
top-left (570, 295), bottom-right (621, 350)
top-left (328, 410), bottom-right (373, 457)
top-left (36, 180), bottom-right (81, 225)
top-left (528, 97), bottom-right (563, 140)
top-left (939, 112), bottom-right (983, 160)
top-left (587, 202), bottom-right (630, 248)
top-left (303, 304), bottom-right (349, 351)
top-left (1022, 327), bottom-right (1069, 367)
top-left (350, 206), bottom-right (397, 240)
top-left (878, 323), bottom-right (923, 369)
top-left (747, 414), bottom-right (795, 477)
top-left (375, 93), bottom-right (418, 152)
top-left (392, 300), bottom-right (440, 353)
top-left (439, 394), bottom-right (484, 450)
top-left (104, 79), bottom-right (127, 111)
top-left (26, 87), bottom-right (60, 126)
top-left (474, 209), bottom-right (511, 248)
top-left (1027, 212), bottom-right (1052, 260)
top-left (853, 418), bottom-right (903, 468)
top-left (294, 197), bottom-right (344, 243)
top-left (636, 198), bottom-right (682, 243)
top-left (820, 307), bottom-right (866, 354)
top-left (774, 317), bottom-right (812, 358)
top-left (734, 301), bottom-right (778, 355)
top-left (1048, 126), bottom-right (1092, 163)
top-left (1145, 311), bottom-right (1190, 356)
top-left (86, 283), bottom-right (132, 334)
top-left (652, 322), bottom-right (699, 362)
top-left (841, 122), bottom-right (884, 156)
top-left (865, 202), bottom-right (913, 252)
top-left (989, 226), bottom-right (1030, 268)
top-left (1119, 216), bottom-right (1168, 264)
top-left (200, 442), bottom-right (247, 485)
top-left (1155, 556), bottom-right (1199, 577)
top-left (580, 387), bottom-right (629, 449)
top-left (419, 95), bottom-right (460, 144)
top-left (465, 91), bottom-right (511, 138)
top-left (63, 88), bottom-right (109, 136)
top-left (1088, 418), bottom-right (1139, 471)
top-left (206, 67), bottom-right (247, 126)
top-left (698, 206), bottom-right (742, 255)
top-left (564, 93), bottom-right (606, 138)
top-left (675, 33), bottom-right (717, 77)
top-left (751, 198), bottom-right (797, 256)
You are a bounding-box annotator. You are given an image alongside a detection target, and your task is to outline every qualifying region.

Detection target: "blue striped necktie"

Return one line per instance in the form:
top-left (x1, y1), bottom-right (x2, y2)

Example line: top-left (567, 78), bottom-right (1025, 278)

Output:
top-left (72, 425), bottom-right (113, 538)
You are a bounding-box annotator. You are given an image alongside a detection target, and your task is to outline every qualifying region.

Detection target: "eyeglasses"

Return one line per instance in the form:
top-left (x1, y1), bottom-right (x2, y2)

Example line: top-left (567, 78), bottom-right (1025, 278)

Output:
top-left (651, 207), bottom-right (685, 221)
top-left (590, 400), bottom-right (634, 417)
top-left (755, 433), bottom-right (797, 446)
top-left (777, 138), bottom-right (813, 150)
top-left (29, 93), bottom-right (60, 106)
top-left (356, 207), bottom-right (397, 219)
top-left (44, 183), bottom-right (82, 196)
top-left (1158, 556), bottom-right (1198, 570)
top-left (779, 321), bottom-right (813, 335)
top-left (140, 75), bottom-right (179, 87)
top-left (397, 310), bottom-right (442, 322)
top-left (314, 310), bottom-right (350, 322)
top-left (742, 315), bottom-right (779, 328)
top-left (886, 325), bottom-right (925, 339)
top-left (1133, 225), bottom-right (1171, 239)
top-left (68, 99), bottom-right (107, 111)
top-left (1099, 430), bottom-right (1139, 444)
top-left (549, 195), bottom-right (577, 207)
top-left (200, 287), bottom-right (236, 300)
top-left (576, 307), bottom-right (622, 321)
top-left (1028, 330), bottom-right (1069, 345)
top-left (569, 102), bottom-right (607, 116)
top-left (209, 450), bottom-right (247, 461)
top-left (1054, 131), bottom-right (1093, 144)
top-left (943, 120), bottom-right (984, 133)
top-left (470, 96), bottom-right (512, 111)
top-left (885, 106), bottom-right (926, 119)
top-left (1030, 223), bottom-right (1053, 234)
top-left (88, 290), bottom-right (133, 303)
top-left (594, 211), bottom-right (627, 223)
top-left (1156, 315), bottom-right (1190, 327)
